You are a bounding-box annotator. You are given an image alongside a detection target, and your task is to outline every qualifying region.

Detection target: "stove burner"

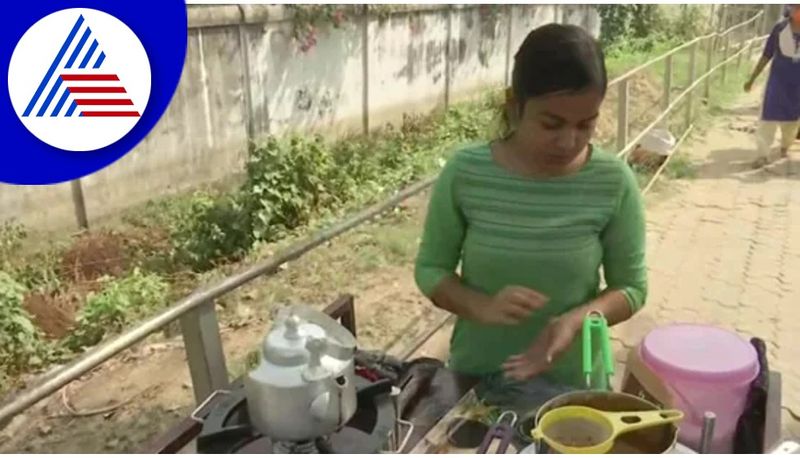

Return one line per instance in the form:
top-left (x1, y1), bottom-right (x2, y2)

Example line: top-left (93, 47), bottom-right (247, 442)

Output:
top-left (195, 376), bottom-right (394, 453)
top-left (272, 440), bottom-right (320, 454)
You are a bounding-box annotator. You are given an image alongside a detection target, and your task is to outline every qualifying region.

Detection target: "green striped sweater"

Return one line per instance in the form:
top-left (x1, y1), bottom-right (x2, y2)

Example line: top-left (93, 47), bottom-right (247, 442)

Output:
top-left (414, 142), bottom-right (647, 387)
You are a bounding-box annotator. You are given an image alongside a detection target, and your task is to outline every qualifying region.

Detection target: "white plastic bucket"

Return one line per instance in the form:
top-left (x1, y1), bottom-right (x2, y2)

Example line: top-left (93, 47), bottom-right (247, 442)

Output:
top-left (639, 128), bottom-right (676, 157)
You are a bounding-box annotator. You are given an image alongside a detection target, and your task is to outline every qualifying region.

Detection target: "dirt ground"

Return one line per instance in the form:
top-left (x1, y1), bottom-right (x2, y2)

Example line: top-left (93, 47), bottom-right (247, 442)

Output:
top-left (19, 230), bottom-right (135, 340)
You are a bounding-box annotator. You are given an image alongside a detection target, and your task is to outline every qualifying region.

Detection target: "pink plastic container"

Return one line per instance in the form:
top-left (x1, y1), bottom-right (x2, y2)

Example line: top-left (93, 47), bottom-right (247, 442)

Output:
top-left (640, 324), bottom-right (759, 453)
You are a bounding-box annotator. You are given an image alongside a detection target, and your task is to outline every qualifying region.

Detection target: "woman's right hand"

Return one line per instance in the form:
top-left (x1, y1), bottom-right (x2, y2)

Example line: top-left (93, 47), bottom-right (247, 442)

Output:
top-left (472, 286), bottom-right (549, 325)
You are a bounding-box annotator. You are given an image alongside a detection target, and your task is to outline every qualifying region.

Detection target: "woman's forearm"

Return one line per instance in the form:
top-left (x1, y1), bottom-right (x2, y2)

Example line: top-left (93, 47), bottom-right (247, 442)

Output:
top-left (748, 56), bottom-right (770, 84)
top-left (429, 275), bottom-right (491, 322)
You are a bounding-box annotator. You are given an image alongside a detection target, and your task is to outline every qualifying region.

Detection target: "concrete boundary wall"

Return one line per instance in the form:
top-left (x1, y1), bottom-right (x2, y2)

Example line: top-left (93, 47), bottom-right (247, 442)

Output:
top-left (0, 4), bottom-right (599, 232)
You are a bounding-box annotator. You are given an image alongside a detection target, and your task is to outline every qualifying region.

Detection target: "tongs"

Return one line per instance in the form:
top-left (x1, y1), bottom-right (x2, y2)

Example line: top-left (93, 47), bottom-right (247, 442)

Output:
top-left (582, 310), bottom-right (614, 391)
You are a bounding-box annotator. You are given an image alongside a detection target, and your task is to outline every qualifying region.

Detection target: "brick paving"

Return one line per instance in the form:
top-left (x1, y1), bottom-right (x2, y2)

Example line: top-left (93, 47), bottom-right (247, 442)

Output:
top-left (613, 100), bottom-right (800, 438)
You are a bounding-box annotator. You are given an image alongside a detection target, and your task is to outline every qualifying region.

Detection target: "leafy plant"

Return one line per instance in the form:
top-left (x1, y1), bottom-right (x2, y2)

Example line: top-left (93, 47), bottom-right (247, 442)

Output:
top-left (599, 5), bottom-right (709, 54)
top-left (64, 269), bottom-right (168, 351)
top-left (13, 250), bottom-right (63, 294)
top-left (286, 5), bottom-right (356, 52)
top-left (122, 193), bottom-right (206, 232)
top-left (171, 192), bottom-right (253, 272)
top-left (668, 5), bottom-right (707, 42)
top-left (0, 222), bottom-right (63, 293)
top-left (243, 135), bottom-right (339, 242)
top-left (0, 221), bottom-right (26, 272)
top-left (598, 5), bottom-right (670, 49)
top-left (0, 272), bottom-right (48, 375)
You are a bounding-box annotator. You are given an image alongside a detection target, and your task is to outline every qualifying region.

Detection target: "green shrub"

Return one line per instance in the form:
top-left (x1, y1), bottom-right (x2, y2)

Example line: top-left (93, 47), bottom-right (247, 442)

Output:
top-left (171, 192), bottom-right (253, 271)
top-left (0, 221), bottom-right (26, 272)
top-left (0, 221), bottom-right (62, 293)
top-left (0, 272), bottom-right (48, 375)
top-left (243, 135), bottom-right (340, 242)
top-left (171, 93), bottom-right (504, 272)
top-left (12, 250), bottom-right (63, 294)
top-left (669, 5), bottom-right (708, 42)
top-left (599, 5), bottom-right (707, 52)
top-left (64, 269), bottom-right (168, 351)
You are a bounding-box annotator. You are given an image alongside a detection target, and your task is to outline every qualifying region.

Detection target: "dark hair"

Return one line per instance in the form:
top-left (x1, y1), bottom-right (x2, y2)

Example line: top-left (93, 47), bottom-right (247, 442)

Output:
top-left (511, 23), bottom-right (607, 111)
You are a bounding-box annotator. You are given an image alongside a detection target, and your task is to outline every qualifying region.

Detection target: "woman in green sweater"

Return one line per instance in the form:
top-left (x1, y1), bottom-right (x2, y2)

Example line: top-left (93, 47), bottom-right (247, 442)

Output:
top-left (414, 23), bottom-right (647, 407)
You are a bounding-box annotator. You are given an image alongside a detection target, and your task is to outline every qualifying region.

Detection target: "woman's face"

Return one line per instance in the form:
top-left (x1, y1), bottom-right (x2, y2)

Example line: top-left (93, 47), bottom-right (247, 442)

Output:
top-left (510, 88), bottom-right (604, 167)
top-left (791, 5), bottom-right (800, 23)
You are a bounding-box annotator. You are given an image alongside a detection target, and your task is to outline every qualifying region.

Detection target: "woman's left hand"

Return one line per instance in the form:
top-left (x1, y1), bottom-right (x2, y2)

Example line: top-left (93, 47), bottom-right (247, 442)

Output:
top-left (502, 311), bottom-right (582, 381)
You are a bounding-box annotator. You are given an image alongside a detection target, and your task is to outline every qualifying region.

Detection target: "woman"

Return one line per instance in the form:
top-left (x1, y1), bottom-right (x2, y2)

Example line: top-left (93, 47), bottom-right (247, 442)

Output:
top-left (744, 5), bottom-right (800, 166)
top-left (414, 24), bottom-right (647, 410)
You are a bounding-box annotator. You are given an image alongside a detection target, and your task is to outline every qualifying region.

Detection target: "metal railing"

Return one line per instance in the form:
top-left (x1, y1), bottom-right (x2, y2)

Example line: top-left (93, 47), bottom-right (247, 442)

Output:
top-left (613, 10), bottom-right (765, 196)
top-left (0, 9), bottom-right (768, 429)
top-left (609, 10), bottom-right (765, 159)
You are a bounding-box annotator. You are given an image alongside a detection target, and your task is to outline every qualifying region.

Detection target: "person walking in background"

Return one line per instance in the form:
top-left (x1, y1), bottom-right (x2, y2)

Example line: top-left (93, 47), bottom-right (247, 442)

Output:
top-left (744, 4), bottom-right (800, 167)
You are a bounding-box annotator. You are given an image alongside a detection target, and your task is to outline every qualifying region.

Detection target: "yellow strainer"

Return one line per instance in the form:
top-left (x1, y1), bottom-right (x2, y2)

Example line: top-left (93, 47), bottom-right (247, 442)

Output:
top-left (530, 406), bottom-right (684, 454)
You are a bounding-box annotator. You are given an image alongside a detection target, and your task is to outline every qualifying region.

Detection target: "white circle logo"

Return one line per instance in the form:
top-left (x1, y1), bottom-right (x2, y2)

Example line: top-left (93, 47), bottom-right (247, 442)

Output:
top-left (7, 8), bottom-right (151, 152)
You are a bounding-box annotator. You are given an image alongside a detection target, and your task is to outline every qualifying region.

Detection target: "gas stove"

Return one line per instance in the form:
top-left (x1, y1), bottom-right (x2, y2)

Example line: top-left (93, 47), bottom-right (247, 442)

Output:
top-left (194, 374), bottom-right (395, 453)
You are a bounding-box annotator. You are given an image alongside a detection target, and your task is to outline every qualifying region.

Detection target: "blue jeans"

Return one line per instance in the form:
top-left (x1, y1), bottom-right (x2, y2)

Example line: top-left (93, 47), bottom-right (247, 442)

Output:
top-left (472, 372), bottom-right (576, 448)
top-left (474, 372), bottom-right (576, 414)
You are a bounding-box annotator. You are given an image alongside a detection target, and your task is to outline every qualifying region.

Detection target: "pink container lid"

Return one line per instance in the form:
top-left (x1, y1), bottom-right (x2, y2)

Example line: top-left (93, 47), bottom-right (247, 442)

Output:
top-left (641, 324), bottom-right (759, 384)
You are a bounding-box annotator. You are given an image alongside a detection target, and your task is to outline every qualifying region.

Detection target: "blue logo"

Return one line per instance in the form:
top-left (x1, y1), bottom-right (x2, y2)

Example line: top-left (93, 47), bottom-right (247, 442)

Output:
top-left (3, 1), bottom-right (187, 185)
top-left (23, 14), bottom-right (142, 120)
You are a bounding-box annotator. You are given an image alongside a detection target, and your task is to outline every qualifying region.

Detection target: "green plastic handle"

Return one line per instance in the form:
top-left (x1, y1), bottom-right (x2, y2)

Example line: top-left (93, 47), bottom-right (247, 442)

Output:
top-left (581, 316), bottom-right (594, 378)
top-left (581, 311), bottom-right (614, 390)
top-left (599, 318), bottom-right (615, 377)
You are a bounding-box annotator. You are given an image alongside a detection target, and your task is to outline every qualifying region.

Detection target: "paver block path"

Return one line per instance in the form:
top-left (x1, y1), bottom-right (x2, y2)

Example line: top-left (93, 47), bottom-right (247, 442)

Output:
top-left (614, 99), bottom-right (800, 439)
